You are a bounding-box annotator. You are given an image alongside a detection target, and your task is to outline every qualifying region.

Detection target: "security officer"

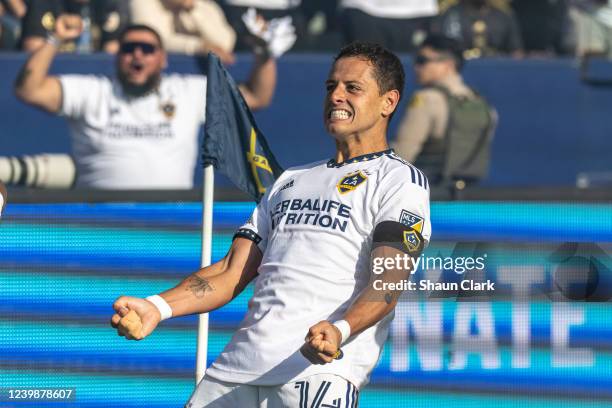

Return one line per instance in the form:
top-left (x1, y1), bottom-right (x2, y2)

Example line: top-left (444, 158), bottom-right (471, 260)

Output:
top-left (392, 34), bottom-right (497, 191)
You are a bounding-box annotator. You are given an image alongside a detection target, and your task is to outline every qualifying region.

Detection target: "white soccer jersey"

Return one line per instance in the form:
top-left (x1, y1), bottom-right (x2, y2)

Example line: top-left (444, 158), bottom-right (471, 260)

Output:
top-left (206, 149), bottom-right (431, 389)
top-left (59, 74), bottom-right (207, 189)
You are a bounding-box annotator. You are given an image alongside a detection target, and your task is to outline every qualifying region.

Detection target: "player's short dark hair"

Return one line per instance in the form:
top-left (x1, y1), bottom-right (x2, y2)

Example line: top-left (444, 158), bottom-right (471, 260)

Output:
top-left (118, 24), bottom-right (164, 49)
top-left (420, 34), bottom-right (465, 71)
top-left (334, 42), bottom-right (405, 102)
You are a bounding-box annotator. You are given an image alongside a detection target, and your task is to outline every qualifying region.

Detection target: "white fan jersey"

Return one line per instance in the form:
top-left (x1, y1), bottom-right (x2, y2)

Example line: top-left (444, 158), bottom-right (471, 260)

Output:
top-left (223, 0), bottom-right (301, 9)
top-left (206, 149), bottom-right (431, 389)
top-left (341, 0), bottom-right (438, 19)
top-left (59, 74), bottom-right (207, 189)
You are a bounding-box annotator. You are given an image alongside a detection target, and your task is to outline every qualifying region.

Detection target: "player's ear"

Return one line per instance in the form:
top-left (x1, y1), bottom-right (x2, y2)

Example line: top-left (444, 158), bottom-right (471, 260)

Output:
top-left (381, 89), bottom-right (400, 118)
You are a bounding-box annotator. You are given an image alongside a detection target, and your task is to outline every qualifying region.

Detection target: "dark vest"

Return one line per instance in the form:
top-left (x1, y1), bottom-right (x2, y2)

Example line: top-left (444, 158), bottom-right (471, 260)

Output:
top-left (414, 85), bottom-right (496, 187)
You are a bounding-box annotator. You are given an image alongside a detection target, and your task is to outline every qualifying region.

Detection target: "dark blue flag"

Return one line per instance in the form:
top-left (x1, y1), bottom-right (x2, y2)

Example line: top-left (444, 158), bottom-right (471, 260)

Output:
top-left (202, 54), bottom-right (284, 202)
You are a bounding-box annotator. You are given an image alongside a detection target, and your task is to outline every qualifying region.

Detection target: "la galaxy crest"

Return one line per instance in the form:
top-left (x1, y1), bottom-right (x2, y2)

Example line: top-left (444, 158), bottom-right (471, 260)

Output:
top-left (337, 171), bottom-right (367, 194)
top-left (160, 102), bottom-right (176, 119)
top-left (399, 209), bottom-right (424, 233)
top-left (403, 230), bottom-right (421, 253)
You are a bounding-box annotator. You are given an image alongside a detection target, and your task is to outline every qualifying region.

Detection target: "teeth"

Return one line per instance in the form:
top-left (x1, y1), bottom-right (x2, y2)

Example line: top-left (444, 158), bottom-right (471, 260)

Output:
top-left (330, 110), bottom-right (350, 120)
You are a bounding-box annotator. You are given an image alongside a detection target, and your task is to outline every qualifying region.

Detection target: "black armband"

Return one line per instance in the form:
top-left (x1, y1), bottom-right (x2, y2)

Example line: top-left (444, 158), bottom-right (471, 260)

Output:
top-left (372, 221), bottom-right (425, 256)
top-left (233, 228), bottom-right (262, 245)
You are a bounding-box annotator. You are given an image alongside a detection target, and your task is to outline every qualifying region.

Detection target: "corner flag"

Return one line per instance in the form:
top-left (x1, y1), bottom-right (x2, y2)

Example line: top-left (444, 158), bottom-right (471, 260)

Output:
top-left (202, 54), bottom-right (284, 201)
top-left (197, 54), bottom-right (284, 382)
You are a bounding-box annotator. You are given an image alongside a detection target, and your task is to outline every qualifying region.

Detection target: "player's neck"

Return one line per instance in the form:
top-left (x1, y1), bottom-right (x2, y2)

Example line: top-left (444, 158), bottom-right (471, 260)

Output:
top-left (334, 136), bottom-right (389, 164)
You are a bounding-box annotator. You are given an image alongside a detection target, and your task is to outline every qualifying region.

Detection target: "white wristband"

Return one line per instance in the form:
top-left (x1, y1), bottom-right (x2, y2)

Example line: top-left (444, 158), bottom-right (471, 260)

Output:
top-left (146, 295), bottom-right (172, 321)
top-left (46, 34), bottom-right (61, 48)
top-left (332, 319), bottom-right (351, 345)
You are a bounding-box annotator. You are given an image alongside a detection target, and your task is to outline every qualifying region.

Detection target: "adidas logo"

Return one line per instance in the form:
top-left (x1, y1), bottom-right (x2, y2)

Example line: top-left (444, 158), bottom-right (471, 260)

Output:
top-left (279, 179), bottom-right (294, 192)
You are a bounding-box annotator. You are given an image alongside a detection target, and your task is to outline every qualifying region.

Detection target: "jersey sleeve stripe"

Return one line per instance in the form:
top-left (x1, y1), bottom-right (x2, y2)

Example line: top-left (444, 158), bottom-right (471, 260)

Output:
top-left (409, 166), bottom-right (416, 184)
top-left (345, 382), bottom-right (351, 408)
top-left (384, 154), bottom-right (430, 190)
top-left (417, 168), bottom-right (429, 190)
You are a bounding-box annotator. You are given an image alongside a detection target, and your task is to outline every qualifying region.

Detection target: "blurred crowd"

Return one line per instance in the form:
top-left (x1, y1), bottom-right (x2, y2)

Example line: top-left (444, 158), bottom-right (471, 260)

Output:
top-left (1, 0), bottom-right (612, 59)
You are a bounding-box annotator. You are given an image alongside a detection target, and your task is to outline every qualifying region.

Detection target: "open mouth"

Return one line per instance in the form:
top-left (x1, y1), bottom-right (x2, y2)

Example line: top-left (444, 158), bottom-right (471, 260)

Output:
top-left (129, 62), bottom-right (145, 73)
top-left (328, 109), bottom-right (352, 121)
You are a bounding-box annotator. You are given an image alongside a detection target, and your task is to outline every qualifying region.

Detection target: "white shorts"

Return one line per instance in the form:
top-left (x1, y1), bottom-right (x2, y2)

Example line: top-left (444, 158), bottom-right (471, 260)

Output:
top-left (185, 373), bottom-right (359, 408)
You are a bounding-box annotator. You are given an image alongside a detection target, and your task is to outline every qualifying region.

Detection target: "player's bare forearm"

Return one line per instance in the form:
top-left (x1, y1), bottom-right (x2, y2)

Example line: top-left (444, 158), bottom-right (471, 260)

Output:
top-left (343, 245), bottom-right (417, 337)
top-left (112, 238), bottom-right (260, 340)
top-left (157, 237), bottom-right (261, 317)
top-left (342, 294), bottom-right (398, 338)
top-left (239, 56), bottom-right (276, 110)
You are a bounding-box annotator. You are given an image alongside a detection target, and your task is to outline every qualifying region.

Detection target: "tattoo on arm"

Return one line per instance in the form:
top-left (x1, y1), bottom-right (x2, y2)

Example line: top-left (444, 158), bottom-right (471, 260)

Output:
top-left (187, 275), bottom-right (214, 298)
top-left (15, 67), bottom-right (31, 89)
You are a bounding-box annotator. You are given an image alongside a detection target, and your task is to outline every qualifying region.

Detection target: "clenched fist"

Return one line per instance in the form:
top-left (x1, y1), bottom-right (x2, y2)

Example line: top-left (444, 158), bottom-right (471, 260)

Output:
top-left (300, 320), bottom-right (342, 365)
top-left (54, 14), bottom-right (84, 42)
top-left (111, 296), bottom-right (161, 340)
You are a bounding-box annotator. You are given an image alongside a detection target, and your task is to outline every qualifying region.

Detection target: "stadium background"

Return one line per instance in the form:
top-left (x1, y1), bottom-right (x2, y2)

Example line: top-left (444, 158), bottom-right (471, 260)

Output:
top-left (2, 54), bottom-right (612, 186)
top-left (1, 54), bottom-right (612, 407)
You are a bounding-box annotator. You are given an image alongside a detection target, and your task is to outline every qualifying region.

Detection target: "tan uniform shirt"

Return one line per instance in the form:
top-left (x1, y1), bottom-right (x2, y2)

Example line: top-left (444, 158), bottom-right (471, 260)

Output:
top-left (129, 0), bottom-right (236, 55)
top-left (392, 73), bottom-right (474, 162)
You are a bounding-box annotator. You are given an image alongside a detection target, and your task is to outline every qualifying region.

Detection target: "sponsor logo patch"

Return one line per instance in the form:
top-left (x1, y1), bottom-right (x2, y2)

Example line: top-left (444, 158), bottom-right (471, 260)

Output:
top-left (337, 171), bottom-right (367, 194)
top-left (399, 209), bottom-right (424, 233)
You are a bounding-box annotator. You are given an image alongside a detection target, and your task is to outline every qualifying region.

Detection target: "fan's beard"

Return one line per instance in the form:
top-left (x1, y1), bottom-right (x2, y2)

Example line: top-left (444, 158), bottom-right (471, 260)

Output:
top-left (118, 72), bottom-right (161, 97)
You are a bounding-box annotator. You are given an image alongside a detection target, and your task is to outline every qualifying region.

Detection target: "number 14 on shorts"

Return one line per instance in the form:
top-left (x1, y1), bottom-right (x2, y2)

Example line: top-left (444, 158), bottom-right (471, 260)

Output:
top-left (293, 377), bottom-right (358, 408)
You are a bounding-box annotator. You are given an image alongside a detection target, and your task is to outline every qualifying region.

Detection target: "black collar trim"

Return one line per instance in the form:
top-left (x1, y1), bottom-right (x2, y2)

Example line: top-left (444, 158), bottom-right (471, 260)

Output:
top-left (327, 149), bottom-right (394, 168)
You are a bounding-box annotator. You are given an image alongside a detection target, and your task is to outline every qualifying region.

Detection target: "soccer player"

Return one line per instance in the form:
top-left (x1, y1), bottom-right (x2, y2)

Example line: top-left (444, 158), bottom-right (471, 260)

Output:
top-left (111, 42), bottom-right (431, 407)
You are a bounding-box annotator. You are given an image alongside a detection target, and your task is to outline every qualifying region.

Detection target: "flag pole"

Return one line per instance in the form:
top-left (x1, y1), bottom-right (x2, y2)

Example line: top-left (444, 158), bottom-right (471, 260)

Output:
top-left (196, 163), bottom-right (215, 384)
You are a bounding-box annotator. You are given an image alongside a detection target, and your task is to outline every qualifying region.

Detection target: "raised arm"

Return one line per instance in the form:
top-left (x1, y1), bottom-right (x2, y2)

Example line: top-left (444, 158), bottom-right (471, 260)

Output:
top-left (238, 55), bottom-right (276, 111)
top-left (111, 237), bottom-right (262, 340)
top-left (237, 11), bottom-right (296, 110)
top-left (14, 14), bottom-right (83, 113)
